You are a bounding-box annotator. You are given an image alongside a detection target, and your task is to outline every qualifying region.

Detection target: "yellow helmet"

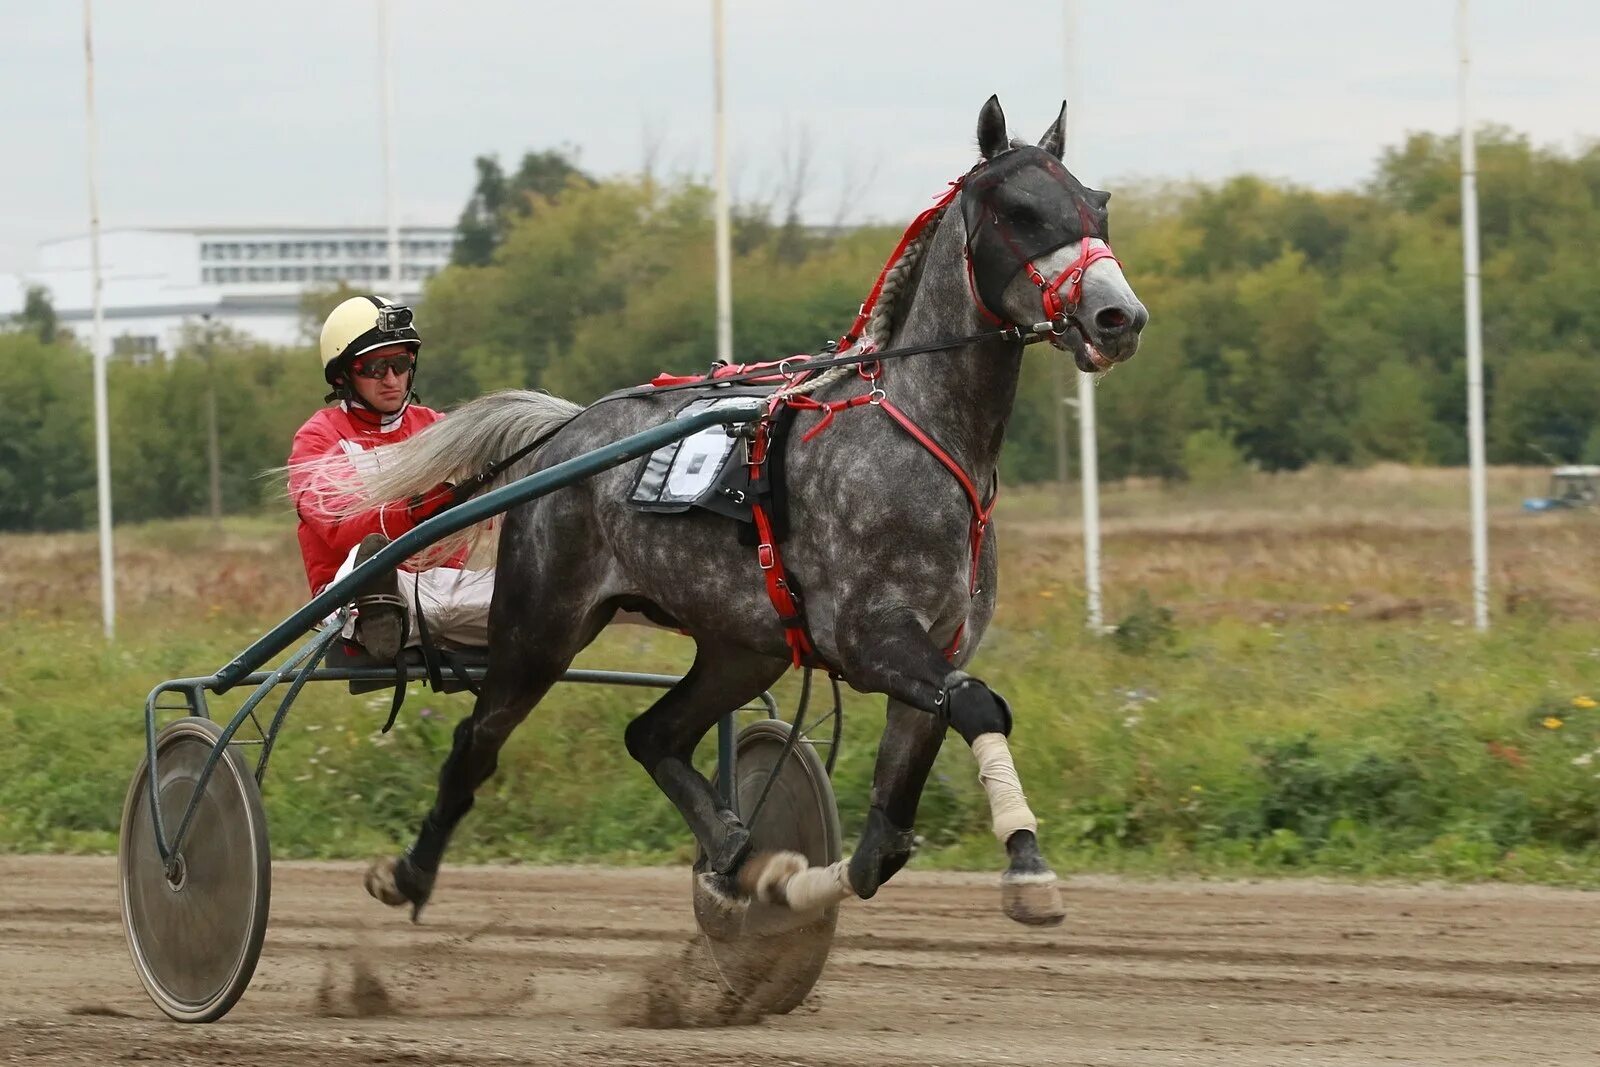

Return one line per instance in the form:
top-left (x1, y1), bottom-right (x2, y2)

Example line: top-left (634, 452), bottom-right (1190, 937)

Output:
top-left (319, 295), bottom-right (421, 385)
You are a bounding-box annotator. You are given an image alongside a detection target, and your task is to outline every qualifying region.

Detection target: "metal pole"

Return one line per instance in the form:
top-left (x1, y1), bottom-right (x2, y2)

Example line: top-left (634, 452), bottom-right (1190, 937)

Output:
top-left (1458, 0), bottom-right (1490, 631)
top-left (710, 0), bottom-right (738, 805)
top-left (711, 0), bottom-right (733, 368)
top-left (1055, 368), bottom-right (1071, 513)
top-left (378, 0), bottom-right (402, 295)
top-left (203, 314), bottom-right (221, 529)
top-left (84, 0), bottom-right (115, 640)
top-left (1064, 0), bottom-right (1103, 632)
top-left (1078, 371), bottom-right (1102, 631)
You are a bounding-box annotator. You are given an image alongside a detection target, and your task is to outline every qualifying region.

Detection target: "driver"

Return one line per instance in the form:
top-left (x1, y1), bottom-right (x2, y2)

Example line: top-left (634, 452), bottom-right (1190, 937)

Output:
top-left (286, 295), bottom-right (493, 660)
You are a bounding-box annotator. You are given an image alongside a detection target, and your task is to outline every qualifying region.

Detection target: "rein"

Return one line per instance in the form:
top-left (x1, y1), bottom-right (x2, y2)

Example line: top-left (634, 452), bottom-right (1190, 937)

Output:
top-left (444, 322), bottom-right (1054, 507)
top-left (643, 321), bottom-right (1057, 395)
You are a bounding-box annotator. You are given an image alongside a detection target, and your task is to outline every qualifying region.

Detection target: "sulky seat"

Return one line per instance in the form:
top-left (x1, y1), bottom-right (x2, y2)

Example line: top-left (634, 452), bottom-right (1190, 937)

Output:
top-left (324, 641), bottom-right (489, 696)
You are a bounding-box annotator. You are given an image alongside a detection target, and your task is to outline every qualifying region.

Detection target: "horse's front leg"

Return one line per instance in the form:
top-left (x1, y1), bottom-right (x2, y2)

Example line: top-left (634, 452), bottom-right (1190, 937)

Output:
top-left (832, 612), bottom-right (1065, 927)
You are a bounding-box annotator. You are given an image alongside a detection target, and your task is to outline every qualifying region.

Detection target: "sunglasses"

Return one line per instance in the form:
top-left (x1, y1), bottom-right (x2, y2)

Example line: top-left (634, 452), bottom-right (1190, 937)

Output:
top-left (351, 352), bottom-right (415, 380)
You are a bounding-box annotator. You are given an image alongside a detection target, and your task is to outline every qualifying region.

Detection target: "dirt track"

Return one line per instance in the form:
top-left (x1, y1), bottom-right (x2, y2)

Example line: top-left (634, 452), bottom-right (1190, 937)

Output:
top-left (3, 856), bottom-right (1598, 1066)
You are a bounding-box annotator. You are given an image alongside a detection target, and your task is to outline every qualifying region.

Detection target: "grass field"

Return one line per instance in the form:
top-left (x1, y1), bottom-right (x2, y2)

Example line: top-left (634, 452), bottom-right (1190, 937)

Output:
top-left (4, 463), bottom-right (1600, 884)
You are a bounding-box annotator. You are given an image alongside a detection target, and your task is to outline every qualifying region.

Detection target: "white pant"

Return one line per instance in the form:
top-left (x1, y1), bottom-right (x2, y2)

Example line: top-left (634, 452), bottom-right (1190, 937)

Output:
top-left (330, 544), bottom-right (495, 649)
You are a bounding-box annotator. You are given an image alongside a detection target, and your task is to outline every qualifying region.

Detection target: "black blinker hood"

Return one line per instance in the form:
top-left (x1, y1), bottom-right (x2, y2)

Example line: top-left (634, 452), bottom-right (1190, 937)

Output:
top-left (961, 146), bottom-right (1104, 316)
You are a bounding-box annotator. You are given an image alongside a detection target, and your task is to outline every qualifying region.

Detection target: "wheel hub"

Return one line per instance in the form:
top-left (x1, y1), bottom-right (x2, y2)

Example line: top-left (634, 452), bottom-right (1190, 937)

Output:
top-left (164, 854), bottom-right (188, 893)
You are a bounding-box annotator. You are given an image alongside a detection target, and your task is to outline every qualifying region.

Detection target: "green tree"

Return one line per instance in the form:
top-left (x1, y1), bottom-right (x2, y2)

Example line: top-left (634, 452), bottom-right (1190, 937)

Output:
top-left (1351, 360), bottom-right (1436, 463)
top-left (451, 148), bottom-right (594, 267)
top-left (1490, 351), bottom-right (1600, 463)
top-left (7, 285), bottom-right (61, 345)
top-left (0, 333), bottom-right (94, 530)
top-left (1220, 249), bottom-right (1332, 469)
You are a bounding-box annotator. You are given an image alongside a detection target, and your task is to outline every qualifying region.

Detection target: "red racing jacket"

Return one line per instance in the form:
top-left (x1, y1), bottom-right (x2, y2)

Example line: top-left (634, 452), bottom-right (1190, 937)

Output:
top-left (288, 402), bottom-right (463, 594)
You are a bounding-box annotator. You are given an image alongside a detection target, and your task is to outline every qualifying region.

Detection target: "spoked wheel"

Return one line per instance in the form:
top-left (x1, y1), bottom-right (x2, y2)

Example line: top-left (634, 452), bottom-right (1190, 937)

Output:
top-left (691, 719), bottom-right (842, 1016)
top-left (119, 717), bottom-right (271, 1023)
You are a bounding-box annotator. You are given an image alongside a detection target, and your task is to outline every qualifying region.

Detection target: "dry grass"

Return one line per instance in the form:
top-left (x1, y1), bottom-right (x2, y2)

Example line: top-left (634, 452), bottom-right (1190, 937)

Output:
top-left (0, 515), bottom-right (307, 628)
top-left (4, 465), bottom-right (1595, 634)
top-left (998, 465), bottom-right (1600, 626)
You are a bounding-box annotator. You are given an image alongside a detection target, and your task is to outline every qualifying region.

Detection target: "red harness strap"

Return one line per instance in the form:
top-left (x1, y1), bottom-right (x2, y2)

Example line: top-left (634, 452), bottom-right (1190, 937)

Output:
top-left (746, 392), bottom-right (996, 668)
top-left (746, 411), bottom-right (823, 668)
top-left (784, 388), bottom-right (881, 443)
top-left (875, 399), bottom-right (996, 659)
top-left (650, 358), bottom-right (795, 389)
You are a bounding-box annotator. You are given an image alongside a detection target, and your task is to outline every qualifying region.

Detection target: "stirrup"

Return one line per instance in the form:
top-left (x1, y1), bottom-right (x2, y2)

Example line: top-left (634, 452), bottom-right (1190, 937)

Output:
top-left (353, 591), bottom-right (409, 662)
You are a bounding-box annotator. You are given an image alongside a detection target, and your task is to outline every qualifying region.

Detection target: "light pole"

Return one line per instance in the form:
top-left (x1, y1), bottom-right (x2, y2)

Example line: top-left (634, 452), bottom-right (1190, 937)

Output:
top-left (1063, 0), bottom-right (1103, 633)
top-left (378, 0), bottom-right (401, 295)
top-left (710, 0), bottom-right (733, 370)
top-left (83, 0), bottom-right (115, 640)
top-left (1458, 0), bottom-right (1490, 630)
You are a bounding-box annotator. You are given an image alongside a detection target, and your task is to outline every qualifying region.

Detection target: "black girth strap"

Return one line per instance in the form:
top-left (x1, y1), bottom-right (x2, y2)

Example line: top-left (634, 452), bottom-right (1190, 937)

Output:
top-left (737, 400), bottom-right (799, 547)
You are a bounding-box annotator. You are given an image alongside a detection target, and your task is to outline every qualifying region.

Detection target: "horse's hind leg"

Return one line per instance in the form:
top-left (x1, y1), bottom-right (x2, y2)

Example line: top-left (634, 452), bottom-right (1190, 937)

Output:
top-left (365, 601), bottom-right (610, 920)
top-left (623, 644), bottom-right (788, 883)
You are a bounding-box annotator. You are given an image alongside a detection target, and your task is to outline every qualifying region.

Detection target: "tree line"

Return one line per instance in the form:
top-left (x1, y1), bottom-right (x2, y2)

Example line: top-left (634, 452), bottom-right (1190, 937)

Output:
top-left (4, 127), bottom-right (1598, 532)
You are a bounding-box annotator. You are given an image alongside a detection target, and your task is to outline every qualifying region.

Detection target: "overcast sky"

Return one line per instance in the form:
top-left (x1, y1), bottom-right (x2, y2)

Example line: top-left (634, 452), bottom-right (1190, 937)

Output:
top-left (2, 1), bottom-right (1597, 272)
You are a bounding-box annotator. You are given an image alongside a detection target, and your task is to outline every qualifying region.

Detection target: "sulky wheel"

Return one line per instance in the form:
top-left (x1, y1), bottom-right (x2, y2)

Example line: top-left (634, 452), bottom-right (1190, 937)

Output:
top-left (691, 718), bottom-right (842, 1016)
top-left (118, 716), bottom-right (271, 1023)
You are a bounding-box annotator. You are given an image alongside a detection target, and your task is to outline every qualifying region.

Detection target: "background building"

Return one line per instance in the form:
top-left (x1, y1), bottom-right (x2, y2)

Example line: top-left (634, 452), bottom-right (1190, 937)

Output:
top-left (0, 225), bottom-right (454, 362)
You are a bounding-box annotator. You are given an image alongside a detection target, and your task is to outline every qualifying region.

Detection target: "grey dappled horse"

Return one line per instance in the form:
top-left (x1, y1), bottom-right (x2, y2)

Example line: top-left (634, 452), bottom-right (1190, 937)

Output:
top-left (343, 97), bottom-right (1146, 926)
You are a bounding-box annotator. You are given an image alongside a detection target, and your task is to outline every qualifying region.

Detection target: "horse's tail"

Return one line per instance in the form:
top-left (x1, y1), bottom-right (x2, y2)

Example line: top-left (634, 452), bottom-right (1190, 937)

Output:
top-left (285, 389), bottom-right (583, 564)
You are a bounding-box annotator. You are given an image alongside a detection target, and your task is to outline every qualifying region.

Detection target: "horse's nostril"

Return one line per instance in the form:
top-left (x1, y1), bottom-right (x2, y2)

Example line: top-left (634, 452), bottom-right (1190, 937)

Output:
top-left (1095, 306), bottom-right (1130, 332)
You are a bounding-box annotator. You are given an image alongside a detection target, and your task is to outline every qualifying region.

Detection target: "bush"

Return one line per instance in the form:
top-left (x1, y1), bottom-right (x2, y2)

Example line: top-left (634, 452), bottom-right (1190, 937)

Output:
top-left (1179, 428), bottom-right (1248, 487)
top-left (1111, 590), bottom-right (1177, 655)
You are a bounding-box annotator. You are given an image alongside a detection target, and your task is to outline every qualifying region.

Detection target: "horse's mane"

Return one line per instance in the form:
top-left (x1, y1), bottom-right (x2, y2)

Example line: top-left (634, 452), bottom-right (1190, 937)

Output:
top-left (775, 180), bottom-right (960, 406)
top-left (865, 193), bottom-right (956, 347)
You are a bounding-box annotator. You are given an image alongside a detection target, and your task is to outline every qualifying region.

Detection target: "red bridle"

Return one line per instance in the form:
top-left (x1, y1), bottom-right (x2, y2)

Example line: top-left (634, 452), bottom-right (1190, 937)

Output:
top-left (970, 233), bottom-right (1123, 332)
top-left (1026, 236), bottom-right (1122, 323)
top-left (844, 170), bottom-right (1122, 343)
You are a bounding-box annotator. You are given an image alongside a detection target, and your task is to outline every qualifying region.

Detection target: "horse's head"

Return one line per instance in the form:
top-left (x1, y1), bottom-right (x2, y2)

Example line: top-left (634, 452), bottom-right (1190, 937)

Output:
top-left (962, 96), bottom-right (1147, 372)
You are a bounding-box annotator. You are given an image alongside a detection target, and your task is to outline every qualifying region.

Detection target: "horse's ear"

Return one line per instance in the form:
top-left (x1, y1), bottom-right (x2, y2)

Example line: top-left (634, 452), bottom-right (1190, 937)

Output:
top-left (1038, 100), bottom-right (1068, 160)
top-left (977, 95), bottom-right (1009, 160)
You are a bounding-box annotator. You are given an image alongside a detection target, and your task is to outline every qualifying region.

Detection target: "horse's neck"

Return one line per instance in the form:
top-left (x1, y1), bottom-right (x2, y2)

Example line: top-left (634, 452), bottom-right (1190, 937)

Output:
top-left (880, 214), bottom-right (1024, 485)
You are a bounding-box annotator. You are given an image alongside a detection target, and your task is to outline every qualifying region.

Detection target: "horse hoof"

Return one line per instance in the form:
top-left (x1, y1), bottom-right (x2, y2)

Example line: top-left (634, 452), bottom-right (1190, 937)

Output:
top-left (692, 870), bottom-right (748, 941)
top-left (364, 855), bottom-right (434, 922)
top-left (1001, 869), bottom-right (1066, 927)
top-left (735, 850), bottom-right (809, 906)
top-left (365, 857), bottom-right (407, 906)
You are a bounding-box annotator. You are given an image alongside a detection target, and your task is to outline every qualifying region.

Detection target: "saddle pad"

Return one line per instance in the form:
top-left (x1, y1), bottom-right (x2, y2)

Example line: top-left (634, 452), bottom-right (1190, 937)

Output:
top-left (628, 395), bottom-right (758, 514)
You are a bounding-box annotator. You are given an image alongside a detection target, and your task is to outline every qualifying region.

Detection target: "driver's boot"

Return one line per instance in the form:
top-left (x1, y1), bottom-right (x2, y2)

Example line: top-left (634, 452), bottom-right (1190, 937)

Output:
top-left (351, 533), bottom-right (407, 662)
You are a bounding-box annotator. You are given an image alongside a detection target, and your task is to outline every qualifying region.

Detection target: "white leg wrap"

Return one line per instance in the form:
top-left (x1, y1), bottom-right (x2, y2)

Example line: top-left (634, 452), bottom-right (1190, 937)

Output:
top-left (780, 859), bottom-right (855, 912)
top-left (748, 851), bottom-right (809, 903)
top-left (971, 732), bottom-right (1039, 843)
